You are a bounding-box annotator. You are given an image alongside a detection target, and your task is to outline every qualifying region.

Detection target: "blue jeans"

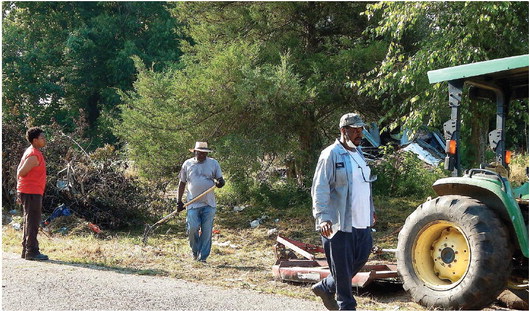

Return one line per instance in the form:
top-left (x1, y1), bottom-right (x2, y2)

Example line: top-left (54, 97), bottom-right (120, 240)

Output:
top-left (186, 205), bottom-right (216, 261)
top-left (319, 228), bottom-right (373, 310)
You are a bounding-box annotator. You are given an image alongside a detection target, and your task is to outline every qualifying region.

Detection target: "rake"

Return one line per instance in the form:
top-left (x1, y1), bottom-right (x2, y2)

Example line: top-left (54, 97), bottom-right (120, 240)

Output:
top-left (142, 185), bottom-right (216, 245)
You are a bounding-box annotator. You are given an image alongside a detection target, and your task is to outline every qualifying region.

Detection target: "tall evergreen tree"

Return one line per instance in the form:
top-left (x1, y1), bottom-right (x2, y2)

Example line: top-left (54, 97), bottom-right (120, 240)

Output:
top-left (118, 2), bottom-right (385, 183)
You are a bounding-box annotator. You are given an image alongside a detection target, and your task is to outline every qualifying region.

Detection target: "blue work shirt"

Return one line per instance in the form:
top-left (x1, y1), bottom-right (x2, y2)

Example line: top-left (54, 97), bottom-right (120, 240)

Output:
top-left (311, 140), bottom-right (375, 232)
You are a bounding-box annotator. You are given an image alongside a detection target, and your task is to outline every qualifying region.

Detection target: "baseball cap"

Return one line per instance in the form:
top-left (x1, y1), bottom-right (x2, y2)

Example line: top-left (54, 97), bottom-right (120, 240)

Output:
top-left (339, 113), bottom-right (365, 128)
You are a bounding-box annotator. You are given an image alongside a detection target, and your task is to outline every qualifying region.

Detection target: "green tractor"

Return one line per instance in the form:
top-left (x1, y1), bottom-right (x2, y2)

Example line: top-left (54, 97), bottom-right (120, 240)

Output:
top-left (397, 55), bottom-right (529, 310)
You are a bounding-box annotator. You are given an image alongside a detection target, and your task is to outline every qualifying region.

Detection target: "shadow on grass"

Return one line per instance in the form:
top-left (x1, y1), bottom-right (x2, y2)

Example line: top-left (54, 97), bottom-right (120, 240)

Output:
top-left (355, 280), bottom-right (407, 303)
top-left (216, 263), bottom-right (262, 271)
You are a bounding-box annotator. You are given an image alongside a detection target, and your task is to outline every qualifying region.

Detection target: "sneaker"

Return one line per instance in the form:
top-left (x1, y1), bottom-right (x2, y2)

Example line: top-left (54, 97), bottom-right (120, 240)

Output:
top-left (311, 283), bottom-right (339, 310)
top-left (26, 253), bottom-right (49, 261)
top-left (192, 252), bottom-right (199, 260)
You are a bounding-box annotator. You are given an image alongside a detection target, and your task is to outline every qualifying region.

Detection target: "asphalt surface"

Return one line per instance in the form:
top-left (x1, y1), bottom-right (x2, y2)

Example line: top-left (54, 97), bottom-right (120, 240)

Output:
top-left (2, 252), bottom-right (323, 311)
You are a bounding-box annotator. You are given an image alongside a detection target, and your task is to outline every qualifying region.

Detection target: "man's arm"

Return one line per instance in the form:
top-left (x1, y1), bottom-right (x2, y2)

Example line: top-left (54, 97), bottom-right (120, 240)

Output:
top-left (176, 181), bottom-right (186, 212)
top-left (17, 156), bottom-right (38, 178)
top-left (214, 160), bottom-right (224, 188)
top-left (311, 155), bottom-right (333, 224)
top-left (312, 151), bottom-right (335, 236)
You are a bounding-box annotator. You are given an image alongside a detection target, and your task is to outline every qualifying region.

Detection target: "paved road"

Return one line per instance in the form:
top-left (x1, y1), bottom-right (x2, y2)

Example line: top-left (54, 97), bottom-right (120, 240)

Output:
top-left (2, 252), bottom-right (323, 311)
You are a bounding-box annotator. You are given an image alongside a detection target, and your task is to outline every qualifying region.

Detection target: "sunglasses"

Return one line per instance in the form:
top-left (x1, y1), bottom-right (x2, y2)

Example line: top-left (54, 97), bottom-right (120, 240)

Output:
top-left (349, 154), bottom-right (377, 183)
top-left (345, 126), bottom-right (364, 133)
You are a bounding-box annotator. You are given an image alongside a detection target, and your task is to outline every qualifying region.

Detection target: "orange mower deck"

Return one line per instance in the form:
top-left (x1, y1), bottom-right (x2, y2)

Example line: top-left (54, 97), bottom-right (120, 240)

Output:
top-left (272, 235), bottom-right (398, 287)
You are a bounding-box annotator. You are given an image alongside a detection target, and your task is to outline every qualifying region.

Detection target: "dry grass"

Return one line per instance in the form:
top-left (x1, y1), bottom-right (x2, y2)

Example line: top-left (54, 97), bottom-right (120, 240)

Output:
top-left (510, 153), bottom-right (529, 187)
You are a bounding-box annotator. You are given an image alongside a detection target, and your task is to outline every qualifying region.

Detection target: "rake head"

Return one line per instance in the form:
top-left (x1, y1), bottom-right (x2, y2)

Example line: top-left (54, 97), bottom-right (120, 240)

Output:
top-left (142, 223), bottom-right (155, 245)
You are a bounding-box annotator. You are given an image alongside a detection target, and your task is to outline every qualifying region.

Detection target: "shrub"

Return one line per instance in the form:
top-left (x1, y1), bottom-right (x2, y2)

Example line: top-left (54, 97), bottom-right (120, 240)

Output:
top-left (248, 180), bottom-right (311, 213)
top-left (2, 120), bottom-right (28, 209)
top-left (215, 174), bottom-right (312, 228)
top-left (510, 152), bottom-right (529, 187)
top-left (371, 146), bottom-right (449, 199)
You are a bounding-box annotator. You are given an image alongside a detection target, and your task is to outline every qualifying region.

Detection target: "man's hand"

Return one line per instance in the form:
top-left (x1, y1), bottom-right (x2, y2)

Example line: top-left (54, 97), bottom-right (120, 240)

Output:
top-left (215, 177), bottom-right (225, 188)
top-left (176, 201), bottom-right (185, 213)
top-left (319, 221), bottom-right (333, 238)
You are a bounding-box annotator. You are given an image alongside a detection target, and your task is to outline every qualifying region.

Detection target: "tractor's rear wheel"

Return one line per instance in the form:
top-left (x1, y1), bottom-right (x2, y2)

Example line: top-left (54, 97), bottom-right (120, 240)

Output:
top-left (397, 195), bottom-right (513, 310)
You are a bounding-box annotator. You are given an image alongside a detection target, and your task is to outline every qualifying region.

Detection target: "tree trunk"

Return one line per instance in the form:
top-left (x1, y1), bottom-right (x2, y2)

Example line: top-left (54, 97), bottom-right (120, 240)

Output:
top-left (296, 110), bottom-right (321, 186)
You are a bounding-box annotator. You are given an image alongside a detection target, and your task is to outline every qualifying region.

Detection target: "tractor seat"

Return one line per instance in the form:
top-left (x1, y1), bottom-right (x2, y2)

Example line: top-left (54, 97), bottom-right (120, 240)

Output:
top-left (480, 162), bottom-right (509, 178)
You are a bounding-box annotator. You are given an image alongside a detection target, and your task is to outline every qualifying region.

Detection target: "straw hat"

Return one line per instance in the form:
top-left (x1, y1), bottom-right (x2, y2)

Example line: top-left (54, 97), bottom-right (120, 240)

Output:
top-left (189, 141), bottom-right (213, 153)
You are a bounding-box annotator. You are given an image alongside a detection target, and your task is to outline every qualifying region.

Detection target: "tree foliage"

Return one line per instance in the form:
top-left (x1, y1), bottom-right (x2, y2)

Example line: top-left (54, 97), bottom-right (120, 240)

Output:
top-left (356, 2), bottom-right (529, 165)
top-left (358, 2), bottom-right (528, 127)
top-left (118, 2), bottom-right (386, 184)
top-left (2, 1), bottom-right (183, 145)
top-left (3, 2), bottom-right (528, 211)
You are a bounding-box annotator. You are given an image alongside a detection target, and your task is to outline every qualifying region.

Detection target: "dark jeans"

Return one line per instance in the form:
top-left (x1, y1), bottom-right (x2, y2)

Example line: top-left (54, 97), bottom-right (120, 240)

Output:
top-left (19, 193), bottom-right (42, 257)
top-left (320, 228), bottom-right (373, 310)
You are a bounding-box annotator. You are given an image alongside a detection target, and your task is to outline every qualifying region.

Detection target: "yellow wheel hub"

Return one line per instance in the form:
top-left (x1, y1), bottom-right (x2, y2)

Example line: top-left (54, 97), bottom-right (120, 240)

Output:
top-left (413, 221), bottom-right (471, 288)
top-left (431, 227), bottom-right (470, 282)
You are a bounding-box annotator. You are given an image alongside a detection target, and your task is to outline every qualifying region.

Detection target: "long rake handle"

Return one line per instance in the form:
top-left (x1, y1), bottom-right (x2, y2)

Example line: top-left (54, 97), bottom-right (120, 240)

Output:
top-left (152, 185), bottom-right (217, 227)
top-left (143, 185), bottom-right (217, 245)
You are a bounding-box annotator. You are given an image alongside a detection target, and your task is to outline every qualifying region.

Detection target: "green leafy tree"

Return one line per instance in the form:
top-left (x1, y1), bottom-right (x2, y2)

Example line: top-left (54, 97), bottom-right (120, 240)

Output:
top-left (357, 2), bottom-right (529, 165)
top-left (2, 1), bottom-right (183, 145)
top-left (118, 2), bottom-right (386, 185)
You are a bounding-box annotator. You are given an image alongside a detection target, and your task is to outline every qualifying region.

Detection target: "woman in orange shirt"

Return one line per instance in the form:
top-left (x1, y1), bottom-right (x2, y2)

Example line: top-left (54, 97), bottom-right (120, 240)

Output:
top-left (17, 127), bottom-right (48, 261)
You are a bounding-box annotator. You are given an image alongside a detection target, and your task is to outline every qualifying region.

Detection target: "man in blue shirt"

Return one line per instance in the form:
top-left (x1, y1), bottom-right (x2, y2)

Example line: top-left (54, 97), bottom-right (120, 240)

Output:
top-left (311, 113), bottom-right (376, 310)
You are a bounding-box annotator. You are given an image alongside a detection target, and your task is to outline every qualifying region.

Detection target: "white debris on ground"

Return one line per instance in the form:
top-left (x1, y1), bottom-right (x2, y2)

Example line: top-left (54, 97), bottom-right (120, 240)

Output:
top-left (212, 240), bottom-right (239, 249)
top-left (250, 215), bottom-right (269, 228)
top-left (233, 205), bottom-right (247, 212)
top-left (267, 228), bottom-right (278, 236)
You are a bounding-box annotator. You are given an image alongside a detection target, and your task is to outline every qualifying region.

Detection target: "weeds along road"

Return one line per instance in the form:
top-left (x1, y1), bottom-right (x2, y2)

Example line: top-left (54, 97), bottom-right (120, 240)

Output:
top-left (2, 252), bottom-right (323, 311)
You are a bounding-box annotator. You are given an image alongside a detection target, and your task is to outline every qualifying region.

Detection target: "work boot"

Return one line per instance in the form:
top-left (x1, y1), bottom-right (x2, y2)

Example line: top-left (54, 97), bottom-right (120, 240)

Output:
top-left (311, 283), bottom-right (339, 310)
top-left (26, 253), bottom-right (49, 261)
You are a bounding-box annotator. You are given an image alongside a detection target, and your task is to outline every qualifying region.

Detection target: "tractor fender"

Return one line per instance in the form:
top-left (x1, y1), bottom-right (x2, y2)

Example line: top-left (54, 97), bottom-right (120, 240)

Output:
top-left (433, 177), bottom-right (529, 258)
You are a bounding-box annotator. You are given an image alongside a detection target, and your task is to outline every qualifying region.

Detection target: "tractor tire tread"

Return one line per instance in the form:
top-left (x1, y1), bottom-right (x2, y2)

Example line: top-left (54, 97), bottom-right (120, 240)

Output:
top-left (397, 195), bottom-right (513, 310)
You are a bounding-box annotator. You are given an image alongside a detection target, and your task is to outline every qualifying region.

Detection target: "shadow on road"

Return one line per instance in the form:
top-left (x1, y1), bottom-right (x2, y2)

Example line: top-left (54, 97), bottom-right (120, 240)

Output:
top-left (38, 258), bottom-right (168, 276)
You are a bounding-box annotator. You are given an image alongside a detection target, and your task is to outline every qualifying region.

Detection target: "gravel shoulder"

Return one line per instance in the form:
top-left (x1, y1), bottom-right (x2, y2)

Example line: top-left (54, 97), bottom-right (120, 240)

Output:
top-left (2, 252), bottom-right (323, 311)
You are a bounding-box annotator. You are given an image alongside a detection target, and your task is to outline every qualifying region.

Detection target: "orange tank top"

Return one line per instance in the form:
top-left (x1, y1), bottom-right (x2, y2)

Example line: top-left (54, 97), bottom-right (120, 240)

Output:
top-left (17, 146), bottom-right (47, 195)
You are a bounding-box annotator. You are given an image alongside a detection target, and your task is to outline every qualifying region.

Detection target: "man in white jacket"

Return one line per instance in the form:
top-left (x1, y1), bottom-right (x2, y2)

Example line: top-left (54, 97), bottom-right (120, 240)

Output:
top-left (311, 113), bottom-right (376, 310)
